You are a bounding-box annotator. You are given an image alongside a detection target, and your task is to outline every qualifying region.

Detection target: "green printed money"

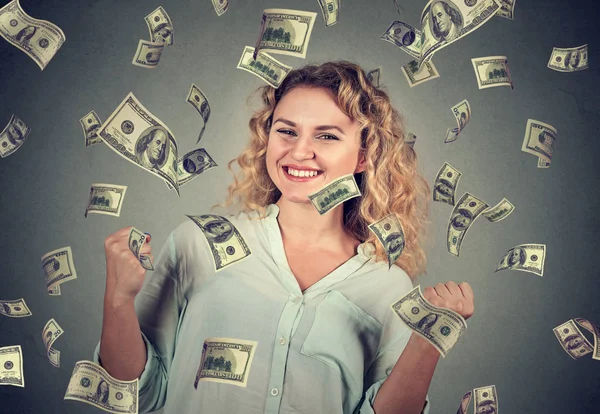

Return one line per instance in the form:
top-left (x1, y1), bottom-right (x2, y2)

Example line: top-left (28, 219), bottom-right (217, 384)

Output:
top-left (308, 173), bottom-right (361, 215)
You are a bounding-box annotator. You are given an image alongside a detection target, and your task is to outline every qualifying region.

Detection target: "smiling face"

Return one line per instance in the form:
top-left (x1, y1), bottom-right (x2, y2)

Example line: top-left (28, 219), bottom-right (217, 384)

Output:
top-left (265, 86), bottom-right (366, 204)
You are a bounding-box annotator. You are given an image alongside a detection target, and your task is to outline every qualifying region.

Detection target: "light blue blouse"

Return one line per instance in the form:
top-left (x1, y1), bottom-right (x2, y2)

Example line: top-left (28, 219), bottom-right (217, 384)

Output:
top-left (93, 204), bottom-right (430, 413)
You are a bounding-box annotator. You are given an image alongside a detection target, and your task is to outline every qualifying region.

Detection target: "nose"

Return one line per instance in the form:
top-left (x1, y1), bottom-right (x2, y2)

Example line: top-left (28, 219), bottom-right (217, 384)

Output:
top-left (289, 134), bottom-right (315, 161)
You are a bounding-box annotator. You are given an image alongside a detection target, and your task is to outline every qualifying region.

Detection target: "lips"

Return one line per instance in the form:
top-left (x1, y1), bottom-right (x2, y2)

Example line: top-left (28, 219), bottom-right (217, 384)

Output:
top-left (282, 166), bottom-right (324, 181)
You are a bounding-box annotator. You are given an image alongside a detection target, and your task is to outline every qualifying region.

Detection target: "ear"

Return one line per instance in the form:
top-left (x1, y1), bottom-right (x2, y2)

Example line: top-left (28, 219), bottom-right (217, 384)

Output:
top-left (355, 149), bottom-right (367, 174)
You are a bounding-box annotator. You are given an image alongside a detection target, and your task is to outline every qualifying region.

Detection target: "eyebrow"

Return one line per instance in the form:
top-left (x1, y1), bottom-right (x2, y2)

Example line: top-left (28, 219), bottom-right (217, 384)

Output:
top-left (273, 118), bottom-right (346, 135)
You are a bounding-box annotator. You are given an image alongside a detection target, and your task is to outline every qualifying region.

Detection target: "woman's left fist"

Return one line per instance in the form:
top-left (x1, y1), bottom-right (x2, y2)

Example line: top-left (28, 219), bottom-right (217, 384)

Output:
top-left (422, 281), bottom-right (475, 320)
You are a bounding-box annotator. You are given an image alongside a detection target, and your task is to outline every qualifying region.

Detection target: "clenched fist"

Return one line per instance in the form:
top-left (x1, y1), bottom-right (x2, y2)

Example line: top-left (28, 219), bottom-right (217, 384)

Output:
top-left (422, 281), bottom-right (474, 320)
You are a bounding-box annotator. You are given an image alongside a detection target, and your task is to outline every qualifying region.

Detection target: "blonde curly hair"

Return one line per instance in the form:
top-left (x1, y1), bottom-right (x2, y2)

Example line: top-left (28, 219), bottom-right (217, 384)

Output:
top-left (213, 61), bottom-right (431, 280)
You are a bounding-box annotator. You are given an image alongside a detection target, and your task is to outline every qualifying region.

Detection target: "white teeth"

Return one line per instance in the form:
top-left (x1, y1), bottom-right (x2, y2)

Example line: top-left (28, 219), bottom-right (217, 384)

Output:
top-left (286, 167), bottom-right (319, 177)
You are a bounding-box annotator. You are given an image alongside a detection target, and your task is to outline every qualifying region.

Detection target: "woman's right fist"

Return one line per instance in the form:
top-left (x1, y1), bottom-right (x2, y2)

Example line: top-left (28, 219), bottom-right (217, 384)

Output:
top-left (104, 226), bottom-right (153, 304)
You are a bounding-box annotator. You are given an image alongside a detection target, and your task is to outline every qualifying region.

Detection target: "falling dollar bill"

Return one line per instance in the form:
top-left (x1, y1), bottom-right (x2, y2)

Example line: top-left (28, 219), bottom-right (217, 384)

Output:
top-left (186, 84), bottom-right (210, 143)
top-left (41, 246), bottom-right (77, 295)
top-left (401, 59), bottom-right (440, 87)
top-left (85, 183), bottom-right (127, 218)
top-left (380, 21), bottom-right (422, 60)
top-left (253, 9), bottom-right (317, 59)
top-left (482, 197), bottom-right (514, 222)
top-left (0, 345), bottom-right (24, 387)
top-left (308, 173), bottom-right (361, 215)
top-left (0, 0), bottom-right (66, 70)
top-left (237, 45), bottom-right (292, 89)
top-left (42, 318), bottom-right (64, 367)
top-left (456, 390), bottom-right (472, 414)
top-left (317, 0), bottom-right (340, 26)
top-left (64, 360), bottom-right (138, 414)
top-left (80, 110), bottom-right (103, 147)
top-left (496, 0), bottom-right (516, 20)
top-left (553, 319), bottom-right (596, 360)
top-left (194, 337), bottom-right (258, 388)
top-left (131, 39), bottom-right (165, 68)
top-left (0, 113), bottom-right (30, 158)
top-left (433, 162), bottom-right (461, 205)
top-left (444, 99), bottom-right (471, 143)
top-left (521, 119), bottom-right (556, 168)
top-left (128, 227), bottom-right (154, 271)
top-left (391, 285), bottom-right (467, 357)
top-left (447, 193), bottom-right (489, 256)
top-left (0, 298), bottom-right (32, 318)
top-left (418, 0), bottom-right (500, 67)
top-left (144, 6), bottom-right (174, 45)
top-left (471, 56), bottom-right (513, 89)
top-left (494, 243), bottom-right (546, 276)
top-left (547, 44), bottom-right (588, 72)
top-left (368, 214), bottom-right (406, 269)
top-left (404, 132), bottom-right (417, 147)
top-left (473, 385), bottom-right (499, 414)
top-left (166, 148), bottom-right (218, 190)
top-left (97, 92), bottom-right (180, 195)
top-left (366, 67), bottom-right (381, 87)
top-left (212, 0), bottom-right (229, 16)
top-left (186, 214), bottom-right (251, 271)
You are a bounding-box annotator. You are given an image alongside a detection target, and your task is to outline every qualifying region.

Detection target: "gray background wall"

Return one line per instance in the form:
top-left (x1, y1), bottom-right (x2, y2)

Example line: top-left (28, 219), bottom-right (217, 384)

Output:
top-left (1, 0), bottom-right (599, 412)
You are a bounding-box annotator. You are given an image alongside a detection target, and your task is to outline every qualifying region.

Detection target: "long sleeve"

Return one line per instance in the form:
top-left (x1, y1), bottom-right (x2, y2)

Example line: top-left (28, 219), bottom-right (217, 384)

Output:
top-left (93, 230), bottom-right (185, 413)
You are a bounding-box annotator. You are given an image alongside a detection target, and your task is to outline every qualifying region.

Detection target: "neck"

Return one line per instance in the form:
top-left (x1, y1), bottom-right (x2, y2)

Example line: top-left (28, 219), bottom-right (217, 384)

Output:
top-left (275, 197), bottom-right (353, 250)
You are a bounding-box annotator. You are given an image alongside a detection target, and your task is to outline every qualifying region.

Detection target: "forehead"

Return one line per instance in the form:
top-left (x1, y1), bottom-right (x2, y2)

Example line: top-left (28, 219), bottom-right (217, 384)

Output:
top-left (274, 86), bottom-right (355, 126)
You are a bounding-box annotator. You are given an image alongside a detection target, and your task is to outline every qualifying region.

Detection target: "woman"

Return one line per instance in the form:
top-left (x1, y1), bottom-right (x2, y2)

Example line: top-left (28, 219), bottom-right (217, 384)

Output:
top-left (95, 61), bottom-right (474, 414)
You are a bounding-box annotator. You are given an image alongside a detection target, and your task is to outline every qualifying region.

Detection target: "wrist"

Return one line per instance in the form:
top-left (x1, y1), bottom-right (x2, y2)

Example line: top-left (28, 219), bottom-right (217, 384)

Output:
top-left (408, 332), bottom-right (442, 358)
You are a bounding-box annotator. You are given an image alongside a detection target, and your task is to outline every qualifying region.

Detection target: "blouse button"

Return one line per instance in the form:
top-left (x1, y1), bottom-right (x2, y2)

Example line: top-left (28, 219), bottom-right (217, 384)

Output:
top-left (279, 337), bottom-right (286, 345)
top-left (271, 388), bottom-right (279, 396)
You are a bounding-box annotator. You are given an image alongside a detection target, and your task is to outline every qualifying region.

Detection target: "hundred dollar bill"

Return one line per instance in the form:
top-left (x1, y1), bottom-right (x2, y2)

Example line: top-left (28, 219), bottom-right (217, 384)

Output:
top-left (433, 162), bottom-right (461, 205)
top-left (447, 192), bottom-right (489, 256)
top-left (548, 44), bottom-right (587, 72)
top-left (401, 59), bottom-right (440, 88)
top-left (237, 45), bottom-right (292, 89)
top-left (496, 0), bottom-right (516, 20)
top-left (391, 285), bottom-right (467, 357)
top-left (521, 119), bottom-right (556, 168)
top-left (97, 92), bottom-right (180, 195)
top-left (194, 337), bottom-right (258, 388)
top-left (404, 132), bottom-right (417, 147)
top-left (166, 148), bottom-right (218, 190)
top-left (131, 39), bottom-right (165, 68)
top-left (80, 110), bottom-right (103, 147)
top-left (0, 0), bottom-right (66, 70)
top-left (64, 360), bottom-right (138, 414)
top-left (212, 0), bottom-right (229, 16)
top-left (0, 298), bottom-right (32, 317)
top-left (42, 318), bottom-right (63, 367)
top-left (186, 84), bottom-right (210, 143)
top-left (317, 0), bottom-right (339, 26)
top-left (473, 385), bottom-right (498, 414)
top-left (471, 56), bottom-right (513, 89)
top-left (456, 390), bottom-right (472, 414)
top-left (381, 21), bottom-right (422, 60)
top-left (308, 173), bottom-right (361, 215)
top-left (553, 319), bottom-right (594, 360)
top-left (41, 246), bottom-right (77, 295)
top-left (252, 9), bottom-right (317, 59)
top-left (128, 227), bottom-right (154, 271)
top-left (0, 113), bottom-right (30, 158)
top-left (366, 67), bottom-right (381, 87)
top-left (145, 6), bottom-right (173, 45)
top-left (85, 183), bottom-right (127, 218)
top-left (495, 243), bottom-right (546, 276)
top-left (573, 318), bottom-right (600, 360)
top-left (48, 284), bottom-right (60, 295)
top-left (186, 214), bottom-right (251, 271)
top-left (482, 197), bottom-right (514, 222)
top-left (444, 99), bottom-right (471, 143)
top-left (0, 345), bottom-right (24, 387)
top-left (418, 0), bottom-right (500, 67)
top-left (368, 214), bottom-right (406, 269)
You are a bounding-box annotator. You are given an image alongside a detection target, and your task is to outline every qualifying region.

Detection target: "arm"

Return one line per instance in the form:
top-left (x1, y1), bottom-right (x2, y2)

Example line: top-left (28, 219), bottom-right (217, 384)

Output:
top-left (372, 333), bottom-right (440, 414)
